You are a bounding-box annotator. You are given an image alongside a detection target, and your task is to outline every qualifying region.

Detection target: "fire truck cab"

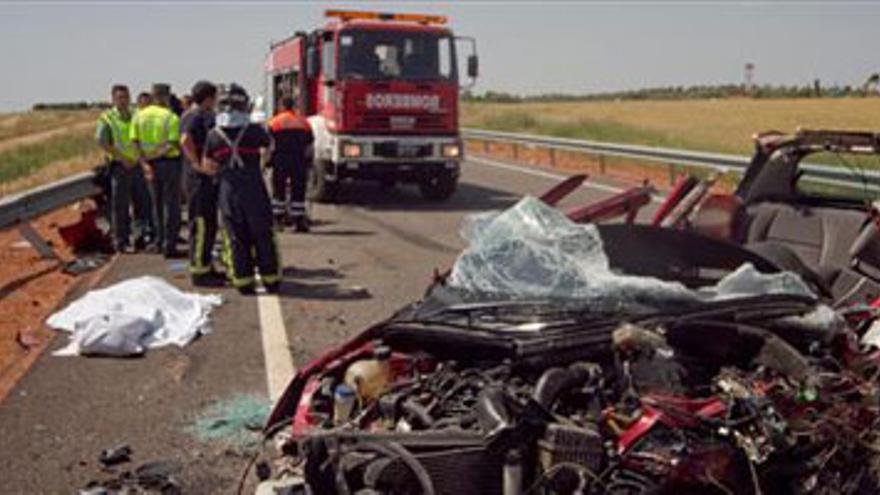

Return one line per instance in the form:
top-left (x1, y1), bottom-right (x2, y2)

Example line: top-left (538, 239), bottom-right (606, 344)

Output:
top-left (265, 10), bottom-right (478, 201)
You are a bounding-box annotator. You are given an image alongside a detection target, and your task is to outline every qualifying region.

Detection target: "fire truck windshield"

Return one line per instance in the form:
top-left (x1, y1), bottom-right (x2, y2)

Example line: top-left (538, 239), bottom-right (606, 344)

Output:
top-left (338, 30), bottom-right (457, 83)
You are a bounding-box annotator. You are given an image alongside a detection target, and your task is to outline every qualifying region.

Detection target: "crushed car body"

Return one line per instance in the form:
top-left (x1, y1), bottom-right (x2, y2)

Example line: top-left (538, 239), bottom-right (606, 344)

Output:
top-left (253, 132), bottom-right (880, 494)
top-left (662, 129), bottom-right (880, 307)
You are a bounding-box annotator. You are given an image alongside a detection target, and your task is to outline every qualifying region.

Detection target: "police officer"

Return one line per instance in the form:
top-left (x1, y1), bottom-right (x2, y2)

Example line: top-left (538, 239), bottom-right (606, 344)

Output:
top-left (202, 84), bottom-right (281, 294)
top-left (131, 83), bottom-right (183, 258)
top-left (181, 81), bottom-right (223, 286)
top-left (268, 96), bottom-right (314, 232)
top-left (96, 84), bottom-right (154, 252)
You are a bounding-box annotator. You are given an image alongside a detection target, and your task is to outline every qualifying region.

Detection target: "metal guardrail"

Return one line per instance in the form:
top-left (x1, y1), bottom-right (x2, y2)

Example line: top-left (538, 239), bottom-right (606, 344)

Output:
top-left (0, 128), bottom-right (878, 232)
top-left (0, 170), bottom-right (100, 231)
top-left (462, 128), bottom-right (880, 191)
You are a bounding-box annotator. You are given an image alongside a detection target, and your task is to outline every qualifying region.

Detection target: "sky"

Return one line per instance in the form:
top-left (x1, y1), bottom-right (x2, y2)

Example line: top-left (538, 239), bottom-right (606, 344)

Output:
top-left (0, 0), bottom-right (878, 111)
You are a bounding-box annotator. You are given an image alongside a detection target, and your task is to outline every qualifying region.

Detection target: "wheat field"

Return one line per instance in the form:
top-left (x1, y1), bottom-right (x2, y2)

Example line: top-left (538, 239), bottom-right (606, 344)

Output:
top-left (462, 98), bottom-right (880, 155)
top-left (0, 110), bottom-right (100, 195)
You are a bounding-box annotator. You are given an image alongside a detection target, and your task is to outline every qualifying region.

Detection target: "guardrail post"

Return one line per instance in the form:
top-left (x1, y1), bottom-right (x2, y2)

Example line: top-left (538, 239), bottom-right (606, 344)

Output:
top-left (548, 148), bottom-right (556, 167)
top-left (18, 222), bottom-right (58, 260)
top-left (483, 140), bottom-right (490, 154)
top-left (668, 163), bottom-right (677, 186)
top-left (597, 154), bottom-right (606, 174)
top-left (512, 142), bottom-right (519, 161)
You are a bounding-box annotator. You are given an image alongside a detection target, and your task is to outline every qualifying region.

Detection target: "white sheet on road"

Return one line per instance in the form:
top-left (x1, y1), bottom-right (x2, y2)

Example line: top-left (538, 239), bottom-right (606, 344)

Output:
top-left (48, 276), bottom-right (222, 357)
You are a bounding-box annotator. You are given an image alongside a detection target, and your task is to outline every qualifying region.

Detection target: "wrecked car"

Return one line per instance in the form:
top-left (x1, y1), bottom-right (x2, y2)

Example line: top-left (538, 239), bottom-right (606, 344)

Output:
top-left (251, 190), bottom-right (880, 495)
top-left (659, 129), bottom-right (880, 307)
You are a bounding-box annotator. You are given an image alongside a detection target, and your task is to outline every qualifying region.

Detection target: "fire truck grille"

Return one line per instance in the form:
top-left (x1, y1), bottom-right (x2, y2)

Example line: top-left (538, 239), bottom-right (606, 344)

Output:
top-left (358, 114), bottom-right (447, 131)
top-left (373, 142), bottom-right (433, 158)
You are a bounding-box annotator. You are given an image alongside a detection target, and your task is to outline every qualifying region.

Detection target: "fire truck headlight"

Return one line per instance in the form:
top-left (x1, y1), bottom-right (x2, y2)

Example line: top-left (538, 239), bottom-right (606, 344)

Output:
top-left (342, 142), bottom-right (362, 158)
top-left (441, 143), bottom-right (461, 158)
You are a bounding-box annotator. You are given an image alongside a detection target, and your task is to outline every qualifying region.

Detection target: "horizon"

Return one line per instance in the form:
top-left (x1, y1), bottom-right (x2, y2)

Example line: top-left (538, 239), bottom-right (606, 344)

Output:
top-left (2, 1), bottom-right (878, 111)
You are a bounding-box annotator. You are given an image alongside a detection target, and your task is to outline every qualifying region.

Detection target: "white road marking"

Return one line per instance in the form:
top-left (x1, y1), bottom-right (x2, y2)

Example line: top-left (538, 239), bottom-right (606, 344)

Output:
top-left (256, 289), bottom-right (295, 402)
top-left (468, 155), bottom-right (666, 203)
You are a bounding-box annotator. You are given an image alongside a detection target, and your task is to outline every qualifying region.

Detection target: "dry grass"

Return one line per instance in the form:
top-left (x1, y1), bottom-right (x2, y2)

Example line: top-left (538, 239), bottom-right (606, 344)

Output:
top-left (0, 110), bottom-right (99, 142)
top-left (0, 110), bottom-right (102, 195)
top-left (0, 127), bottom-right (98, 187)
top-left (0, 149), bottom-right (102, 197)
top-left (462, 98), bottom-right (880, 155)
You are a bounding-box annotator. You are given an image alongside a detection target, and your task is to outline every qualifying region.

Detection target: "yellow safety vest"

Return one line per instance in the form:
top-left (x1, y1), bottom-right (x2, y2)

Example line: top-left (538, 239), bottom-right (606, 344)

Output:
top-left (100, 108), bottom-right (138, 162)
top-left (130, 105), bottom-right (181, 158)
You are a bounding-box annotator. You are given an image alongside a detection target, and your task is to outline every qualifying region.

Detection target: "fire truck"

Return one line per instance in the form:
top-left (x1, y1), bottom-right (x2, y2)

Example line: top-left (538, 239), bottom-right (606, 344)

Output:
top-left (264, 9), bottom-right (478, 201)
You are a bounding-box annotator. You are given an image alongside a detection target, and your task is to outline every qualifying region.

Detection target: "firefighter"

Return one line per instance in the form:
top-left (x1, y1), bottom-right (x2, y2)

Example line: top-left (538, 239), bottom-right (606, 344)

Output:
top-left (268, 96), bottom-right (314, 232)
top-left (202, 84), bottom-right (281, 295)
top-left (181, 81), bottom-right (224, 286)
top-left (96, 84), bottom-right (143, 253)
top-left (131, 83), bottom-right (183, 258)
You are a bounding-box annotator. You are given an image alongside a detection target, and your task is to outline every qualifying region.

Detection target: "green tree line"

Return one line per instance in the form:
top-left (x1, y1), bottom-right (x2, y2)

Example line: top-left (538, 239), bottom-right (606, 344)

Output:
top-left (463, 83), bottom-right (871, 103)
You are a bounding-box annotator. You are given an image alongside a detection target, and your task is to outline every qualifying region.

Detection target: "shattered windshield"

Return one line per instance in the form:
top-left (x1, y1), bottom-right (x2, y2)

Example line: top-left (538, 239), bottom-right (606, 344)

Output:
top-left (338, 29), bottom-right (457, 82)
top-left (404, 197), bottom-right (815, 329)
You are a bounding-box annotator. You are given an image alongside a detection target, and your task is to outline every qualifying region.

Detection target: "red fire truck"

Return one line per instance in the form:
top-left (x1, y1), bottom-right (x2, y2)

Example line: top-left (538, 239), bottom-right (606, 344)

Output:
top-left (264, 9), bottom-right (478, 201)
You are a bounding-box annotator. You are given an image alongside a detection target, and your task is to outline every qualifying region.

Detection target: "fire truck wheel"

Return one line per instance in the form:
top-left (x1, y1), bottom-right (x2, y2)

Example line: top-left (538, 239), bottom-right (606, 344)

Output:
top-left (418, 172), bottom-right (458, 201)
top-left (307, 161), bottom-right (339, 202)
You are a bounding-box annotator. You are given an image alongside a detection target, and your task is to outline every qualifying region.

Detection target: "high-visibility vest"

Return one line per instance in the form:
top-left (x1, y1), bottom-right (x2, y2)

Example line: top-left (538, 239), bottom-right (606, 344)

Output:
top-left (130, 104), bottom-right (181, 158)
top-left (99, 108), bottom-right (138, 162)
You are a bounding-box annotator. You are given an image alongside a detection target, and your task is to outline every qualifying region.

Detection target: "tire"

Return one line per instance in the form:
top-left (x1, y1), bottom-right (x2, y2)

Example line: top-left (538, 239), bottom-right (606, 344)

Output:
top-left (418, 172), bottom-right (458, 201)
top-left (306, 160), bottom-right (339, 202)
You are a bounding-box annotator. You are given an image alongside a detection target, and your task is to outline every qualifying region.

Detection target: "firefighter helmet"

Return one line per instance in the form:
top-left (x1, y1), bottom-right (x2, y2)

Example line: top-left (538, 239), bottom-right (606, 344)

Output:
top-left (218, 83), bottom-right (250, 112)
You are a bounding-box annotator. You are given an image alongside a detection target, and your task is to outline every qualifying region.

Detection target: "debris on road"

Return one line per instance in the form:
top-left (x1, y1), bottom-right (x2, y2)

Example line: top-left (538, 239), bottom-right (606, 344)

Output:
top-left (57, 207), bottom-right (112, 254)
top-left (80, 457), bottom-right (182, 495)
top-left (98, 444), bottom-right (132, 467)
top-left (61, 254), bottom-right (110, 276)
top-left (186, 394), bottom-right (271, 451)
top-left (48, 276), bottom-right (221, 357)
top-left (14, 327), bottom-right (42, 351)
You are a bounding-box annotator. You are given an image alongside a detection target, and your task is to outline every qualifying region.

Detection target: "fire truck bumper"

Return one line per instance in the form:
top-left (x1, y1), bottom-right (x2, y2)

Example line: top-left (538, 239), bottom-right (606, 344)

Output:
top-left (326, 135), bottom-right (462, 183)
top-left (331, 160), bottom-right (459, 182)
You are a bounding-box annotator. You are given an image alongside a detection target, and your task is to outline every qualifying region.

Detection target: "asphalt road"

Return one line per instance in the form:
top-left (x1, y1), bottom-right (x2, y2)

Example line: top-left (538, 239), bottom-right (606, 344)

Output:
top-left (0, 157), bottom-right (642, 493)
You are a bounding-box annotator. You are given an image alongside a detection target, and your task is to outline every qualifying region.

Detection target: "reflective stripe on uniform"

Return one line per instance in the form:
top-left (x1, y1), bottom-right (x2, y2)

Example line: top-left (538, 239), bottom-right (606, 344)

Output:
top-left (289, 201), bottom-right (306, 214)
top-left (221, 229), bottom-right (235, 281)
top-left (189, 217), bottom-right (210, 275)
top-left (268, 230), bottom-right (283, 283)
top-left (212, 126), bottom-right (248, 168)
top-left (232, 276), bottom-right (256, 288)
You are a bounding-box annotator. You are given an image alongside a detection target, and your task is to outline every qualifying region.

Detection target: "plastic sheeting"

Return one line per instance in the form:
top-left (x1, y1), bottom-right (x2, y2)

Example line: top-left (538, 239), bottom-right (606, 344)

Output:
top-left (449, 196), bottom-right (814, 307)
top-left (712, 263), bottom-right (814, 299)
top-left (449, 197), bottom-right (698, 308)
top-left (48, 276), bottom-right (222, 357)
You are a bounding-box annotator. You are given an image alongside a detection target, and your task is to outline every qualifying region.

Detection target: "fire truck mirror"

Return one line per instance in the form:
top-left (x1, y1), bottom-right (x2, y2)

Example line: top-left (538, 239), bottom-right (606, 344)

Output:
top-left (467, 54), bottom-right (479, 79)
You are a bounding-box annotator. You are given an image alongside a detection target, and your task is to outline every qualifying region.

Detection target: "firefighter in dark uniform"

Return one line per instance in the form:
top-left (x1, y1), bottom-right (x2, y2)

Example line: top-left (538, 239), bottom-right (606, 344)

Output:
top-left (181, 81), bottom-right (223, 286)
top-left (202, 84), bottom-right (281, 295)
top-left (268, 96), bottom-right (314, 232)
